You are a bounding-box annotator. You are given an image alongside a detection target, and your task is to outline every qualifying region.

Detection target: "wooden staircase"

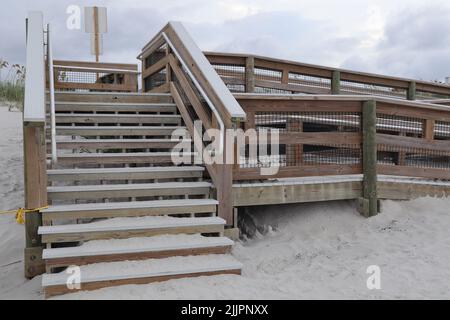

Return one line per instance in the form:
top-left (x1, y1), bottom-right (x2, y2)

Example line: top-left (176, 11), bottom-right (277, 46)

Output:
top-left (39, 91), bottom-right (242, 298)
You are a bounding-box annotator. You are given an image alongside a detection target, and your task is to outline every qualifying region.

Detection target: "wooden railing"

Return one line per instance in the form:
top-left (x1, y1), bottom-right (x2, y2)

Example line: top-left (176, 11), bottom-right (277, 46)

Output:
top-left (204, 52), bottom-right (450, 101)
top-left (52, 60), bottom-right (139, 92)
top-left (23, 11), bottom-right (48, 278)
top-left (234, 94), bottom-right (450, 215)
top-left (139, 22), bottom-right (246, 225)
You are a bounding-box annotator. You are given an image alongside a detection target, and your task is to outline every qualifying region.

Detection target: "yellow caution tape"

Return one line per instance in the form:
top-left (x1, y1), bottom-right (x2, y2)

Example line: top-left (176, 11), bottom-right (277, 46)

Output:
top-left (0, 206), bottom-right (49, 224)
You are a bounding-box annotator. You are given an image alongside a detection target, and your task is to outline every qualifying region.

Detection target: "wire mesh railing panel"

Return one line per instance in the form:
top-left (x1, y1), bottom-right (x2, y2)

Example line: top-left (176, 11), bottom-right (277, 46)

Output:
top-left (56, 70), bottom-right (108, 84)
top-left (341, 80), bottom-right (406, 99)
top-left (254, 112), bottom-right (361, 132)
top-left (254, 67), bottom-right (282, 83)
top-left (211, 64), bottom-right (245, 80)
top-left (144, 45), bottom-right (167, 69)
top-left (377, 144), bottom-right (450, 169)
top-left (302, 145), bottom-right (362, 165)
top-left (254, 86), bottom-right (292, 94)
top-left (144, 68), bottom-right (166, 92)
top-left (238, 111), bottom-right (362, 169)
top-left (288, 72), bottom-right (331, 91)
top-left (376, 114), bottom-right (424, 137)
top-left (435, 121), bottom-right (450, 139)
top-left (416, 91), bottom-right (450, 100)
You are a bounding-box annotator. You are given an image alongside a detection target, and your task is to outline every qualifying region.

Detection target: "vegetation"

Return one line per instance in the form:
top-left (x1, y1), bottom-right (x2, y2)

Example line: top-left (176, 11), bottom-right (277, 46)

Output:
top-left (0, 58), bottom-right (25, 107)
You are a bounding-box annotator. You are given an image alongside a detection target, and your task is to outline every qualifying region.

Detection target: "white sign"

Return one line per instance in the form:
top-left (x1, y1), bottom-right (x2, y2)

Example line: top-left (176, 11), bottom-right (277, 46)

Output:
top-left (84, 7), bottom-right (107, 34)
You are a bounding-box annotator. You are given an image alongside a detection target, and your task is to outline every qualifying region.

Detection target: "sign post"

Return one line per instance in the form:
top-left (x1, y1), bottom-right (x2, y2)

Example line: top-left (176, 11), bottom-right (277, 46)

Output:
top-left (84, 6), bottom-right (107, 62)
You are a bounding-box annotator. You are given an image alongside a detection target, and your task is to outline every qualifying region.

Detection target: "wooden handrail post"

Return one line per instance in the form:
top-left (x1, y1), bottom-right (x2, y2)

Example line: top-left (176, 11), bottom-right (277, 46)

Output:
top-left (245, 56), bottom-right (255, 93)
top-left (331, 70), bottom-right (341, 94)
top-left (360, 100), bottom-right (378, 217)
top-left (407, 81), bottom-right (416, 100)
top-left (23, 122), bottom-right (48, 278)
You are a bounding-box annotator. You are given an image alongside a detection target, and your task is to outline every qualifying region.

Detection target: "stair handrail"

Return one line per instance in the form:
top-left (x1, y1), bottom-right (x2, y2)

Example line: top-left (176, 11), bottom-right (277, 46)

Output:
top-left (140, 21), bottom-right (246, 124)
top-left (160, 32), bottom-right (226, 156)
top-left (23, 11), bottom-right (45, 123)
top-left (46, 23), bottom-right (57, 166)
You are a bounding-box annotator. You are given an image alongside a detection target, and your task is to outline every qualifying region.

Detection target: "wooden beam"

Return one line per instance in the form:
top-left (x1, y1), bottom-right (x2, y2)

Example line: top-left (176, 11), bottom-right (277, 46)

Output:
top-left (361, 100), bottom-right (378, 217)
top-left (233, 164), bottom-right (362, 180)
top-left (23, 123), bottom-right (47, 278)
top-left (408, 81), bottom-right (416, 100)
top-left (245, 56), bottom-right (255, 93)
top-left (424, 119), bottom-right (435, 140)
top-left (331, 70), bottom-right (341, 94)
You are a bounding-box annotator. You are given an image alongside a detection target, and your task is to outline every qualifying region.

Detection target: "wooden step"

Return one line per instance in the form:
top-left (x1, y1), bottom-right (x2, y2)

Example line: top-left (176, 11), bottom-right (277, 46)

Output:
top-left (50, 138), bottom-right (191, 150)
top-left (47, 166), bottom-right (204, 181)
top-left (53, 152), bottom-right (196, 165)
top-left (52, 91), bottom-right (173, 104)
top-left (54, 126), bottom-right (185, 136)
top-left (42, 254), bottom-right (242, 298)
top-left (42, 198), bottom-right (217, 222)
top-left (38, 216), bottom-right (226, 243)
top-left (43, 235), bottom-right (233, 269)
top-left (47, 181), bottom-right (212, 200)
top-left (50, 114), bottom-right (182, 124)
top-left (52, 102), bottom-right (177, 113)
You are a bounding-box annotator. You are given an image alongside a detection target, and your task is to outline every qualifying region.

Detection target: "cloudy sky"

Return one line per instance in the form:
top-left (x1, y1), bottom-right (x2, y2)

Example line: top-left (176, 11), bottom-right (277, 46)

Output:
top-left (1, 0), bottom-right (450, 82)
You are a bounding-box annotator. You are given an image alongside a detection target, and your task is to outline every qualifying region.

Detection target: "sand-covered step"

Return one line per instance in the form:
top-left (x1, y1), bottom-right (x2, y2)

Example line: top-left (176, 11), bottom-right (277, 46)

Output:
top-left (42, 254), bottom-right (242, 298)
top-left (38, 216), bottom-right (226, 243)
top-left (43, 234), bottom-right (233, 269)
top-left (50, 102), bottom-right (176, 113)
top-left (53, 151), bottom-right (197, 165)
top-left (54, 126), bottom-right (185, 136)
top-left (51, 91), bottom-right (173, 104)
top-left (50, 138), bottom-right (191, 150)
top-left (41, 198), bottom-right (217, 222)
top-left (47, 181), bottom-right (212, 201)
top-left (47, 166), bottom-right (204, 181)
top-left (51, 114), bottom-right (182, 125)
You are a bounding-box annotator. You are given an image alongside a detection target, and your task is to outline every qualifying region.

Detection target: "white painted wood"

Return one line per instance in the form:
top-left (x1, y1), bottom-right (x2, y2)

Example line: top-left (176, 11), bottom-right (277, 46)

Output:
top-left (38, 216), bottom-right (226, 235)
top-left (52, 91), bottom-right (171, 96)
top-left (50, 102), bottom-right (176, 107)
top-left (23, 11), bottom-right (45, 123)
top-left (47, 166), bottom-right (204, 176)
top-left (43, 235), bottom-right (232, 259)
top-left (42, 254), bottom-right (242, 286)
top-left (42, 198), bottom-right (217, 214)
top-left (47, 181), bottom-right (212, 194)
top-left (142, 22), bottom-right (246, 120)
top-left (46, 23), bottom-right (57, 166)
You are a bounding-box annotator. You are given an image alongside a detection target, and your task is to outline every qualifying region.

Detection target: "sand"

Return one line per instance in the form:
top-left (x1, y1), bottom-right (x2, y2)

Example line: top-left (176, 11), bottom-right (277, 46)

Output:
top-left (1, 103), bottom-right (449, 300)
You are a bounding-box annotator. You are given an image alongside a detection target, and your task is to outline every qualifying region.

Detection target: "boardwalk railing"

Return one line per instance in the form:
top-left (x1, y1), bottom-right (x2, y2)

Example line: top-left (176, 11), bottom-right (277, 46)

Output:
top-left (234, 94), bottom-right (450, 215)
top-left (52, 60), bottom-right (139, 92)
top-left (138, 21), bottom-right (246, 224)
top-left (23, 11), bottom-right (48, 278)
top-left (205, 52), bottom-right (450, 100)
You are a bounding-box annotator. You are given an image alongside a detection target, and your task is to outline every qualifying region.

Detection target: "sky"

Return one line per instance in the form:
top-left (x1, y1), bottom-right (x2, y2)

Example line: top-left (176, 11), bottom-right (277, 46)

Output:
top-left (1, 0), bottom-right (450, 82)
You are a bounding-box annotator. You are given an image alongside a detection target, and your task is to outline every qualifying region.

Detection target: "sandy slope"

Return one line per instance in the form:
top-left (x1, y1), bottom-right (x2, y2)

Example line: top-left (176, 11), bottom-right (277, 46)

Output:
top-left (0, 105), bottom-right (42, 299)
top-left (56, 198), bottom-right (450, 300)
top-left (0, 104), bottom-right (449, 300)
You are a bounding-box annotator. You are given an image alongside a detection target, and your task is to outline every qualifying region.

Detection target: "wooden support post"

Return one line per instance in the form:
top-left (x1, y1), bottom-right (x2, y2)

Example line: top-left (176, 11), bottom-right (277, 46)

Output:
top-left (281, 69), bottom-right (289, 85)
top-left (245, 56), bottom-right (255, 93)
top-left (407, 81), bottom-right (416, 100)
top-left (331, 70), bottom-right (341, 94)
top-left (424, 119), bottom-right (435, 140)
top-left (286, 118), bottom-right (302, 166)
top-left (93, 6), bottom-right (100, 63)
top-left (23, 123), bottom-right (48, 278)
top-left (211, 113), bottom-right (234, 226)
top-left (361, 100), bottom-right (378, 217)
top-left (165, 45), bottom-right (172, 84)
